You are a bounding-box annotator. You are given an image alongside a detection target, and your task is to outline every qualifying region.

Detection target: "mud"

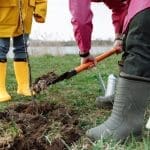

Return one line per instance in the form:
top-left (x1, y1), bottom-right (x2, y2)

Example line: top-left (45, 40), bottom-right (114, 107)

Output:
top-left (32, 72), bottom-right (59, 93)
top-left (0, 102), bottom-right (83, 150)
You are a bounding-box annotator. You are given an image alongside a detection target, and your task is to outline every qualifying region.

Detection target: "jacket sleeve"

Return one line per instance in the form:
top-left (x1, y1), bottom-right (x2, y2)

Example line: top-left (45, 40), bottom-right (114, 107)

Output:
top-left (34, 0), bottom-right (47, 23)
top-left (103, 0), bottom-right (128, 34)
top-left (69, 0), bottom-right (93, 53)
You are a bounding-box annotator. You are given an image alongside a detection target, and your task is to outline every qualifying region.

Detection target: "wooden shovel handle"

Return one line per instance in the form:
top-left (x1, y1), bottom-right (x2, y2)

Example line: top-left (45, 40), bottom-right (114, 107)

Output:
top-left (75, 47), bottom-right (121, 73)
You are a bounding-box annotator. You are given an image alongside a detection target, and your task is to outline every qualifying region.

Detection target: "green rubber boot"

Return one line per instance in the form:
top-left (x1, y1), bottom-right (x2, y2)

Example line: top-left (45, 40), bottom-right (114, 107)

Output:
top-left (86, 72), bottom-right (150, 142)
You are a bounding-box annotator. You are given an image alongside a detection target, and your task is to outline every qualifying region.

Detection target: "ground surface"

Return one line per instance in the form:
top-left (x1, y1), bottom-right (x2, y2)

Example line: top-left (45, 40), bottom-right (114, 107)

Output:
top-left (0, 102), bottom-right (84, 150)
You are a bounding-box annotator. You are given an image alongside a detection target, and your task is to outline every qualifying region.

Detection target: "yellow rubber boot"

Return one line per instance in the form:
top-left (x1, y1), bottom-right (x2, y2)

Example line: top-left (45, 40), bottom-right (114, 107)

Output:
top-left (14, 61), bottom-right (33, 96)
top-left (0, 62), bottom-right (11, 102)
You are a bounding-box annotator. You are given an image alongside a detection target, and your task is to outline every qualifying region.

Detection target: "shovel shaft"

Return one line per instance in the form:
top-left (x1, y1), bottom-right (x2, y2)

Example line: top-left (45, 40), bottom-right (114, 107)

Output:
top-left (75, 47), bottom-right (121, 73)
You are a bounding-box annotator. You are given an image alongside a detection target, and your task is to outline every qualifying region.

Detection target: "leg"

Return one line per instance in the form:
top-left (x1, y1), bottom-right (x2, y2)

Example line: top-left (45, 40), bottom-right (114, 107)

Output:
top-left (146, 117), bottom-right (150, 129)
top-left (0, 38), bottom-right (11, 102)
top-left (86, 73), bottom-right (150, 141)
top-left (86, 9), bottom-right (150, 141)
top-left (96, 55), bottom-right (124, 109)
top-left (96, 74), bottom-right (117, 109)
top-left (13, 34), bottom-right (32, 96)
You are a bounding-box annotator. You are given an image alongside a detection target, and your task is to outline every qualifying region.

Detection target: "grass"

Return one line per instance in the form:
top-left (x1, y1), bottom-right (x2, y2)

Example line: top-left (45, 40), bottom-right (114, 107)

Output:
top-left (1, 54), bottom-right (150, 149)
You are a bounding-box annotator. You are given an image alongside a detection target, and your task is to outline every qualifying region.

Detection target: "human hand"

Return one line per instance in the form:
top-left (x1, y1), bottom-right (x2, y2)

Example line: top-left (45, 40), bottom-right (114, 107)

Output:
top-left (34, 14), bottom-right (44, 23)
top-left (80, 54), bottom-right (97, 68)
top-left (113, 38), bottom-right (123, 52)
top-left (113, 33), bottom-right (123, 52)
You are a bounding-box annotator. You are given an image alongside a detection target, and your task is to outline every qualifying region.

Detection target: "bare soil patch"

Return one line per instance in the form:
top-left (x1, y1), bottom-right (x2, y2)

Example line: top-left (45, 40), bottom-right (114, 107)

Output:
top-left (0, 102), bottom-right (84, 150)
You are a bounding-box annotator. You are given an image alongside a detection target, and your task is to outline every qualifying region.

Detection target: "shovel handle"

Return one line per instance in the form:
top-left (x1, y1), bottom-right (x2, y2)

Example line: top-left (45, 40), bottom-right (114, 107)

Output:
top-left (75, 47), bottom-right (121, 73)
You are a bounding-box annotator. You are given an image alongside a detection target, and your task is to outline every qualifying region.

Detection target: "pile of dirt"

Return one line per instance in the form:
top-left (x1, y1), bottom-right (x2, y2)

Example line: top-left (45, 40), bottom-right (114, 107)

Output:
top-left (0, 102), bottom-right (84, 150)
top-left (32, 71), bottom-right (59, 93)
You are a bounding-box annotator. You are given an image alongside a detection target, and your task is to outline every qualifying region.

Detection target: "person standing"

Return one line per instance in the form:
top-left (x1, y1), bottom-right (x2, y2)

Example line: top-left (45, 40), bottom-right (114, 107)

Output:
top-left (0, 0), bottom-right (47, 102)
top-left (69, 0), bottom-right (150, 141)
top-left (146, 117), bottom-right (150, 129)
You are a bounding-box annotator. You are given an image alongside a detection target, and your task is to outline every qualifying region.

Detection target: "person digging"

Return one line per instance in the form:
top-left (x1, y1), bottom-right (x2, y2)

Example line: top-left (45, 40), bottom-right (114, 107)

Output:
top-left (69, 0), bottom-right (150, 142)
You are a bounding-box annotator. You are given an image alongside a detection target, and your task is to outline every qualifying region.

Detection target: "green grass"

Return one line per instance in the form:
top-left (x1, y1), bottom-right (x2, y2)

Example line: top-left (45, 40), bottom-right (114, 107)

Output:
top-left (1, 54), bottom-right (150, 149)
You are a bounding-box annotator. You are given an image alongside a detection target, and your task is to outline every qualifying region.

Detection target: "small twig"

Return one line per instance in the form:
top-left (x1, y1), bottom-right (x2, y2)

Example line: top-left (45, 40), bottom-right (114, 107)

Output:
top-left (60, 138), bottom-right (71, 150)
top-left (45, 135), bottom-right (52, 145)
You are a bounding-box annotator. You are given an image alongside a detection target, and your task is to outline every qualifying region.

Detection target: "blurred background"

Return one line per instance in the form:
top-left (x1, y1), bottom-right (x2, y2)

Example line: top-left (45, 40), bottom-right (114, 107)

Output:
top-left (31, 0), bottom-right (114, 41)
top-left (9, 0), bottom-right (114, 58)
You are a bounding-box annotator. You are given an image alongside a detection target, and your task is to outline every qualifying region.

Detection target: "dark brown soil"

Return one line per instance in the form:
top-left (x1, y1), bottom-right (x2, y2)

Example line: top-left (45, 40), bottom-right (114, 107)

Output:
top-left (32, 71), bottom-right (59, 93)
top-left (0, 102), bottom-right (84, 150)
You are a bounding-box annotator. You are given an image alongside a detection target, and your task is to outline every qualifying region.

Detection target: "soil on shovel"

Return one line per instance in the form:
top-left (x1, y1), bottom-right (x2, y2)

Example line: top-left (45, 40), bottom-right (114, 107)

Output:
top-left (0, 102), bottom-right (84, 150)
top-left (32, 71), bottom-right (59, 93)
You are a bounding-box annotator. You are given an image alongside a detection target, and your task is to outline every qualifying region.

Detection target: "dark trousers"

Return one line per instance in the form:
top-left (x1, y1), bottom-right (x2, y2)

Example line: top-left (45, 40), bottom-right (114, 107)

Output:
top-left (122, 8), bottom-right (150, 78)
top-left (0, 34), bottom-right (29, 62)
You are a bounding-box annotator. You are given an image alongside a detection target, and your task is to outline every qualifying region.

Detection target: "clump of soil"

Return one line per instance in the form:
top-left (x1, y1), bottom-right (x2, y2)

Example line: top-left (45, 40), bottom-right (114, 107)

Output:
top-left (0, 102), bottom-right (84, 150)
top-left (32, 72), bottom-right (59, 93)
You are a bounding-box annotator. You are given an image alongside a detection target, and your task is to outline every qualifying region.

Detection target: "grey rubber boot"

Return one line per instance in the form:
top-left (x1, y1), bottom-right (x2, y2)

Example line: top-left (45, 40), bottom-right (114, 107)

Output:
top-left (86, 72), bottom-right (150, 142)
top-left (146, 117), bottom-right (150, 129)
top-left (96, 95), bottom-right (114, 108)
top-left (96, 74), bottom-right (117, 108)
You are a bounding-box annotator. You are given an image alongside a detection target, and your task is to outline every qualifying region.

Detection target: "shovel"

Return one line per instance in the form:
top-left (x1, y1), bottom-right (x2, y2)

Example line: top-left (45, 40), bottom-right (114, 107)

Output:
top-left (32, 47), bottom-right (121, 93)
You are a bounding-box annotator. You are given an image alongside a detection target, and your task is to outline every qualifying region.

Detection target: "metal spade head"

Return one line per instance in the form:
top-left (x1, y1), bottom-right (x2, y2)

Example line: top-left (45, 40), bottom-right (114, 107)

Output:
top-left (32, 70), bottom-right (77, 94)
